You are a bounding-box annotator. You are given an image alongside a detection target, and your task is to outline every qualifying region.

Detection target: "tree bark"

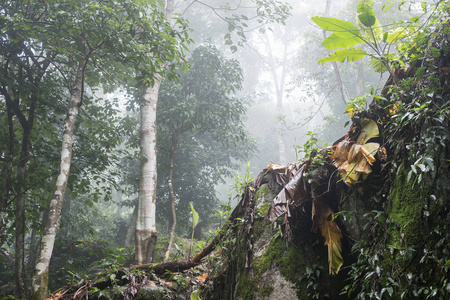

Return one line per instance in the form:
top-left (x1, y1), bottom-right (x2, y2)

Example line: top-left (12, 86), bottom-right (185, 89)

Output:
top-left (164, 135), bottom-right (178, 261)
top-left (3, 79), bottom-right (38, 299)
top-left (0, 96), bottom-right (14, 247)
top-left (31, 60), bottom-right (85, 300)
top-left (135, 0), bottom-right (175, 265)
top-left (124, 204), bottom-right (138, 248)
top-left (135, 74), bottom-right (161, 265)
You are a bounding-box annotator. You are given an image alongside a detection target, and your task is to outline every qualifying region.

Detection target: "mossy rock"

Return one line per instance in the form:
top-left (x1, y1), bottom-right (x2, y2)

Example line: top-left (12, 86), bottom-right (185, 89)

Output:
top-left (134, 283), bottom-right (166, 300)
top-left (387, 174), bottom-right (430, 248)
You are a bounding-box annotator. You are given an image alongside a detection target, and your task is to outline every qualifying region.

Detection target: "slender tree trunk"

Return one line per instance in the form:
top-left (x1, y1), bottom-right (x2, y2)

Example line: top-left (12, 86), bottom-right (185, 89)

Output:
top-left (3, 87), bottom-right (37, 299)
top-left (0, 98), bottom-right (14, 247)
top-left (135, 0), bottom-right (175, 265)
top-left (15, 128), bottom-right (32, 299)
top-left (135, 74), bottom-right (161, 264)
top-left (31, 60), bottom-right (85, 299)
top-left (264, 31), bottom-right (288, 164)
top-left (164, 136), bottom-right (177, 261)
top-left (124, 204), bottom-right (138, 248)
top-left (324, 0), bottom-right (350, 105)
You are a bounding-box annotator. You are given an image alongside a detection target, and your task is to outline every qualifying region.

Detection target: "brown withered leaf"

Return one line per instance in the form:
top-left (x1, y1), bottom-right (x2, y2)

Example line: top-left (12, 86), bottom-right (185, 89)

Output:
top-left (311, 198), bottom-right (343, 275)
top-left (196, 273), bottom-right (208, 283)
top-left (267, 161), bottom-right (309, 222)
top-left (329, 119), bottom-right (380, 185)
top-left (254, 162), bottom-right (287, 190)
top-left (377, 146), bottom-right (387, 161)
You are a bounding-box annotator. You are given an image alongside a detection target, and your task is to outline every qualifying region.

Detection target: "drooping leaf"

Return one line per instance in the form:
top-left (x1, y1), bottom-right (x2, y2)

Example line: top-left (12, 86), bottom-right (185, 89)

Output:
top-left (267, 161), bottom-right (309, 222)
top-left (311, 199), bottom-right (343, 275)
top-left (322, 33), bottom-right (364, 49)
top-left (329, 119), bottom-right (380, 185)
top-left (318, 48), bottom-right (366, 64)
top-left (357, 0), bottom-right (376, 27)
top-left (284, 163), bottom-right (309, 206)
top-left (311, 16), bottom-right (361, 38)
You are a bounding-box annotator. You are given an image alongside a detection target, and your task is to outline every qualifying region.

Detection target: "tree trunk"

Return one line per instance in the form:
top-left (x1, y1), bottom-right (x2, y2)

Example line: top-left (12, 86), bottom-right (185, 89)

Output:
top-left (135, 74), bottom-right (161, 264)
top-left (0, 98), bottom-right (14, 247)
top-left (124, 204), bottom-right (138, 248)
top-left (324, 0), bottom-right (350, 105)
top-left (15, 130), bottom-right (31, 299)
top-left (264, 31), bottom-right (288, 164)
top-left (3, 83), bottom-right (38, 299)
top-left (31, 60), bottom-right (85, 300)
top-left (135, 0), bottom-right (175, 265)
top-left (164, 136), bottom-right (177, 261)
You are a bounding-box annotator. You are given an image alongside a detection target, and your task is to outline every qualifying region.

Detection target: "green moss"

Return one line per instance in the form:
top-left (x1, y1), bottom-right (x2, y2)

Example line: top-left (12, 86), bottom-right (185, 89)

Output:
top-left (388, 175), bottom-right (430, 248)
top-left (236, 273), bottom-right (258, 300)
top-left (259, 284), bottom-right (274, 297)
top-left (32, 271), bottom-right (49, 300)
top-left (253, 237), bottom-right (285, 276)
top-left (256, 201), bottom-right (271, 218)
top-left (253, 219), bottom-right (265, 241)
top-left (278, 243), bottom-right (306, 282)
top-left (253, 184), bottom-right (270, 205)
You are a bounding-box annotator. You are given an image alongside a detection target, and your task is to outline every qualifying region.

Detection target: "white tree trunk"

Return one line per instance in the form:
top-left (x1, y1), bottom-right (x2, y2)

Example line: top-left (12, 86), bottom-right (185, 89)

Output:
top-left (135, 74), bottom-right (161, 264)
top-left (264, 31), bottom-right (288, 164)
top-left (135, 0), bottom-right (175, 265)
top-left (31, 61), bottom-right (84, 299)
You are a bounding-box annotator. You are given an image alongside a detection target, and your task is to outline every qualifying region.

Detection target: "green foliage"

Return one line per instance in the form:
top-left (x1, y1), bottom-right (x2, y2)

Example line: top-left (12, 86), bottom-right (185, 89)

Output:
top-left (156, 44), bottom-right (254, 232)
top-left (188, 202), bottom-right (200, 258)
top-left (229, 161), bottom-right (255, 201)
top-left (294, 131), bottom-right (328, 165)
top-left (312, 0), bottom-right (431, 75)
top-left (341, 4), bottom-right (450, 298)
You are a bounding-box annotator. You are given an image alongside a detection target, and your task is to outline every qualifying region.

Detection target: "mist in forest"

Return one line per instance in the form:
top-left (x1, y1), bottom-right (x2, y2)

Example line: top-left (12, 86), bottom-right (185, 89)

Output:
top-left (0, 0), bottom-right (426, 297)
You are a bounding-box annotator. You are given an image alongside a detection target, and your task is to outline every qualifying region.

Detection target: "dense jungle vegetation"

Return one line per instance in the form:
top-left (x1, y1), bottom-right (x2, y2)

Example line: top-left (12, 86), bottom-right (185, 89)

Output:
top-left (0, 0), bottom-right (449, 299)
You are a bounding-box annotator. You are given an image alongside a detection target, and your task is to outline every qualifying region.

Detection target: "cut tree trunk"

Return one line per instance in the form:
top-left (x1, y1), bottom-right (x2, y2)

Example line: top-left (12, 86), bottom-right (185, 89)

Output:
top-left (31, 60), bottom-right (85, 300)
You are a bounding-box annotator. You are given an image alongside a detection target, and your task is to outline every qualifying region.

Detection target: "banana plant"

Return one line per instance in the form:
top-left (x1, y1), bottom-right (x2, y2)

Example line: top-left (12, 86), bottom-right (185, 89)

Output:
top-left (312, 0), bottom-right (412, 77)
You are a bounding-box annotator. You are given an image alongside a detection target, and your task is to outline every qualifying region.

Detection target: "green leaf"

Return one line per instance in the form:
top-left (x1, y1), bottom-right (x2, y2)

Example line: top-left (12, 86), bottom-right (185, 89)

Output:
top-left (190, 290), bottom-right (201, 300)
top-left (370, 57), bottom-right (388, 73)
top-left (322, 33), bottom-right (363, 49)
top-left (318, 48), bottom-right (366, 64)
top-left (386, 28), bottom-right (408, 43)
top-left (311, 16), bottom-right (361, 38)
top-left (415, 67), bottom-right (426, 78)
top-left (189, 202), bottom-right (199, 229)
top-left (360, 17), bottom-right (383, 43)
top-left (357, 0), bottom-right (376, 27)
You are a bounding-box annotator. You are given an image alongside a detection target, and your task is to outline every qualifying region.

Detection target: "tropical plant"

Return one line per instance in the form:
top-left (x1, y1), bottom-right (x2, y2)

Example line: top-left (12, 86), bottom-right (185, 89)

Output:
top-left (188, 202), bottom-right (199, 259)
top-left (312, 0), bottom-right (420, 78)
